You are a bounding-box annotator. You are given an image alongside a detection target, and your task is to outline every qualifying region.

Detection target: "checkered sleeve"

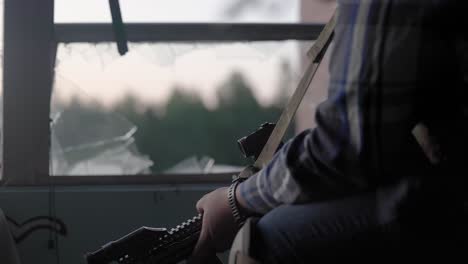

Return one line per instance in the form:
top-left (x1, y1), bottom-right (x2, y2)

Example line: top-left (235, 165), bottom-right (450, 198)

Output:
top-left (238, 134), bottom-right (307, 214)
top-left (237, 0), bottom-right (456, 214)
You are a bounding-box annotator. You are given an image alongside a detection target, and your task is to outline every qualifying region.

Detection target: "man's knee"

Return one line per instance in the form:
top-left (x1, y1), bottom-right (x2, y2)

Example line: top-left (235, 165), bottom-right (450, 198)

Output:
top-left (255, 206), bottom-right (293, 243)
top-left (252, 206), bottom-right (301, 263)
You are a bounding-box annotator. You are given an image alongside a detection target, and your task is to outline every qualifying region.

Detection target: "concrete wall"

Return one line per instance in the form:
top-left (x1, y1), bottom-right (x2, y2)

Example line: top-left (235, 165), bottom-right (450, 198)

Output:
top-left (0, 185), bottom-right (224, 264)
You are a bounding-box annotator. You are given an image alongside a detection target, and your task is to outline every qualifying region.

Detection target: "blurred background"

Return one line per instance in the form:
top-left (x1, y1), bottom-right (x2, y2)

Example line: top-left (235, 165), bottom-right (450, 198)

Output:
top-left (44, 0), bottom-right (335, 176)
top-left (0, 1), bottom-right (337, 264)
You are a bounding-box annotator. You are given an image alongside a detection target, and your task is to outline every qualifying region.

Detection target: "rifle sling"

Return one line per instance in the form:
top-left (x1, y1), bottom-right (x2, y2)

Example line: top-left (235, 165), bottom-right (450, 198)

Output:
top-left (238, 11), bottom-right (337, 179)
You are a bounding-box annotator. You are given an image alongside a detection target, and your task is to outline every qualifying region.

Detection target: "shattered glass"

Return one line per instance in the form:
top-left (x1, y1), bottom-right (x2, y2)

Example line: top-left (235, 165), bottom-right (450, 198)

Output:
top-left (165, 156), bottom-right (243, 174)
top-left (50, 79), bottom-right (154, 175)
top-left (51, 40), bottom-right (312, 175)
top-left (56, 41), bottom-right (307, 72)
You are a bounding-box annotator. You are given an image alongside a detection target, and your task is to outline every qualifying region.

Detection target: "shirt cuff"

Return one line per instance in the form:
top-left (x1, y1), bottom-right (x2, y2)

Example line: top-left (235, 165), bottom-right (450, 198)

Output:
top-left (238, 172), bottom-right (278, 215)
top-left (238, 136), bottom-right (305, 214)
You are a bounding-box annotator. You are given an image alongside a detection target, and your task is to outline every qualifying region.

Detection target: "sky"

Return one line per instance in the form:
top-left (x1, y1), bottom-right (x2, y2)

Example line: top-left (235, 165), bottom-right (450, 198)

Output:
top-left (0, 0), bottom-right (320, 110)
top-left (51, 0), bottom-right (305, 110)
top-left (54, 0), bottom-right (299, 23)
top-left (0, 0), bottom-right (336, 171)
top-left (54, 41), bottom-right (309, 109)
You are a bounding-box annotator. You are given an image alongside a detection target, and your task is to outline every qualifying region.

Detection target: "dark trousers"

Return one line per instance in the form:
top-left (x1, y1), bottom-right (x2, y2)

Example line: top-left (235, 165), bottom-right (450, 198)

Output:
top-left (251, 190), bottom-right (465, 264)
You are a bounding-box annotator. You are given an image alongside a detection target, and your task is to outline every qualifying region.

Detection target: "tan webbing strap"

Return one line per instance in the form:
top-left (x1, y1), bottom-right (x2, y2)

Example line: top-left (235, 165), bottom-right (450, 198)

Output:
top-left (233, 252), bottom-right (260, 264)
top-left (229, 218), bottom-right (260, 264)
top-left (229, 13), bottom-right (338, 264)
top-left (238, 12), bottom-right (337, 179)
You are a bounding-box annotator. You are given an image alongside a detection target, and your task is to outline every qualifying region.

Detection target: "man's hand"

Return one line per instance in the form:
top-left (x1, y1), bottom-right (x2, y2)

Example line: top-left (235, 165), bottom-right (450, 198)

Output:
top-left (189, 187), bottom-right (239, 263)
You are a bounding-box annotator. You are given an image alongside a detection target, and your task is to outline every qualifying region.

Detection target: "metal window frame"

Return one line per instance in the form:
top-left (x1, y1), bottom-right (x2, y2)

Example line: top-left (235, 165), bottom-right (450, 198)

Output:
top-left (55, 23), bottom-right (324, 43)
top-left (31, 173), bottom-right (236, 186)
top-left (2, 0), bottom-right (323, 186)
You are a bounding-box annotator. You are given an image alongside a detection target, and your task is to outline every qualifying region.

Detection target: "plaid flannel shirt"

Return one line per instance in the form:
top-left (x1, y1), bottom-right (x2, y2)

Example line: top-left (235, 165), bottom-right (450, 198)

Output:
top-left (239, 0), bottom-right (468, 214)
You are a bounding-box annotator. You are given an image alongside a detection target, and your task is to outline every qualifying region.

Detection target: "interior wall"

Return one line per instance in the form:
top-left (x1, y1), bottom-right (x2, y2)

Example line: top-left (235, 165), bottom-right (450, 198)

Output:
top-left (0, 185), bottom-right (221, 264)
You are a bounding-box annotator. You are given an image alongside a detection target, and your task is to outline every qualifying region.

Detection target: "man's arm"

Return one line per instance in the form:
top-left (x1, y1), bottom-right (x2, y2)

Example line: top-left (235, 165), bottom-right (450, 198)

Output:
top-left (237, 1), bottom-right (381, 214)
top-left (191, 1), bottom-right (459, 261)
top-left (236, 0), bottom-right (454, 214)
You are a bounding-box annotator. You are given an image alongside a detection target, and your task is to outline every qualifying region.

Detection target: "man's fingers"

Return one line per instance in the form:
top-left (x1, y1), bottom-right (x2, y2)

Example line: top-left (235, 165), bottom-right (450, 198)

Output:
top-left (192, 216), bottom-right (212, 255)
top-left (191, 188), bottom-right (233, 263)
top-left (196, 197), bottom-right (205, 213)
top-left (190, 223), bottom-right (215, 264)
top-left (188, 254), bottom-right (221, 264)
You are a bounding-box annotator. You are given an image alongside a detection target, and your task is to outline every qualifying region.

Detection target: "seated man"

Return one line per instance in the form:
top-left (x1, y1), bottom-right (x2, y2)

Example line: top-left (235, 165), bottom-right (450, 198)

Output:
top-left (191, 0), bottom-right (467, 263)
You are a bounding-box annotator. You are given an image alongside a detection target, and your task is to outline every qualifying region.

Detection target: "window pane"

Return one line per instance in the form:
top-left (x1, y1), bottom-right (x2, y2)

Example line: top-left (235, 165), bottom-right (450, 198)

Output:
top-left (51, 41), bottom-right (312, 175)
top-left (54, 0), bottom-right (299, 23)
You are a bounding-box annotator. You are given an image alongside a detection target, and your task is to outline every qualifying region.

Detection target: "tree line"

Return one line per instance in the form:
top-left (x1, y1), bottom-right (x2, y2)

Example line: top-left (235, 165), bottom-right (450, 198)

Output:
top-left (55, 72), bottom-right (293, 173)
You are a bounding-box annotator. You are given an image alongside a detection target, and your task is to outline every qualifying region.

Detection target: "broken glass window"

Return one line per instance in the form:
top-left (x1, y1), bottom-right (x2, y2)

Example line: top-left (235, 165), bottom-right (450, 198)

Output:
top-left (51, 40), bottom-right (317, 175)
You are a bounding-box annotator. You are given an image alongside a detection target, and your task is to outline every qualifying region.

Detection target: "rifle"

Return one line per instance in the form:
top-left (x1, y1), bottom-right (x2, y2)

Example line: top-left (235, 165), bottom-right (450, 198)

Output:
top-left (84, 124), bottom-right (276, 264)
top-left (86, 215), bottom-right (204, 264)
top-left (84, 11), bottom-right (336, 263)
